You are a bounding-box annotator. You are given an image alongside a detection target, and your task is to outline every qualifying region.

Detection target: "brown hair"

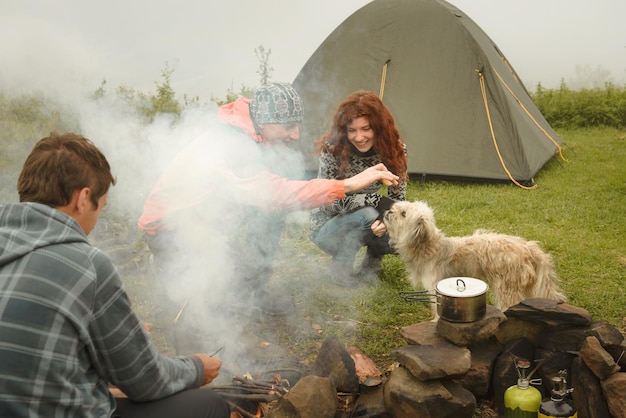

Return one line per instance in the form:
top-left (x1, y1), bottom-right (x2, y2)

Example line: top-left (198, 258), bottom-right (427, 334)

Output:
top-left (314, 90), bottom-right (407, 180)
top-left (17, 132), bottom-right (116, 208)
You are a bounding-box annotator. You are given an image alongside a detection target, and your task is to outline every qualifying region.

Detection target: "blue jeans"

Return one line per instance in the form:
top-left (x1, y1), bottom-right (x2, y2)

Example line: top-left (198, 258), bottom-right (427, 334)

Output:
top-left (146, 208), bottom-right (286, 291)
top-left (313, 207), bottom-right (395, 264)
top-left (235, 207), bottom-right (286, 289)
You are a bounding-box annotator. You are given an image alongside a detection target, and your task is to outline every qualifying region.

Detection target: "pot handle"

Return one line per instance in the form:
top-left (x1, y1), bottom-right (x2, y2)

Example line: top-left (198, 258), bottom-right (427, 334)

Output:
top-left (399, 291), bottom-right (436, 303)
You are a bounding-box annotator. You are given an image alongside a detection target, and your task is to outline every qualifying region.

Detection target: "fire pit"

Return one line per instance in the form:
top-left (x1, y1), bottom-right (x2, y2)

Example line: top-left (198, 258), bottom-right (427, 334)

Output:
top-left (212, 372), bottom-right (295, 417)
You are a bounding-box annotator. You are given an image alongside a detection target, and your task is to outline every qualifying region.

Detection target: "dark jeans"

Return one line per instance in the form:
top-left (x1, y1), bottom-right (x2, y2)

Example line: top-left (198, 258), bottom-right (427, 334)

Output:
top-left (113, 388), bottom-right (230, 418)
top-left (234, 208), bottom-right (286, 291)
top-left (145, 208), bottom-right (286, 305)
top-left (145, 208), bottom-right (285, 285)
top-left (145, 210), bottom-right (288, 352)
top-left (313, 206), bottom-right (395, 265)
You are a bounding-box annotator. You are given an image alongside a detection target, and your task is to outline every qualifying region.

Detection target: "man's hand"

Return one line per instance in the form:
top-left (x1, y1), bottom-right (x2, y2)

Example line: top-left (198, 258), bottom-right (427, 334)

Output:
top-left (195, 353), bottom-right (222, 386)
top-left (343, 163), bottom-right (399, 194)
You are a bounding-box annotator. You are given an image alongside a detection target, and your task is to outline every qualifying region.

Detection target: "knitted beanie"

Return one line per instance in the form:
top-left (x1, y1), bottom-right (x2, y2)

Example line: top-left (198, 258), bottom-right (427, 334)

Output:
top-left (250, 82), bottom-right (303, 125)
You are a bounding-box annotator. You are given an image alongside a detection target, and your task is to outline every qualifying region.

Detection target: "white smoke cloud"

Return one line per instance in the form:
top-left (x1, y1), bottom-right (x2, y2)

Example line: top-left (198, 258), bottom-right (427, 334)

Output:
top-left (0, 15), bottom-right (106, 98)
top-left (0, 25), bottom-right (313, 370)
top-left (70, 91), bottom-right (310, 374)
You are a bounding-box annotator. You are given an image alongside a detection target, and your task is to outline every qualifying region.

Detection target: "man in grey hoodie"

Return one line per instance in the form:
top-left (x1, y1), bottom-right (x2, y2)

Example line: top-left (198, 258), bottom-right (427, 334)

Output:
top-left (0, 133), bottom-right (230, 418)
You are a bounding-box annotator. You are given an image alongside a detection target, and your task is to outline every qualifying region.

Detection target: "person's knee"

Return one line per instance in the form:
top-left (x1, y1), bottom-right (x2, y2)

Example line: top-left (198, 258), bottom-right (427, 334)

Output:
top-left (312, 232), bottom-right (338, 256)
top-left (357, 207), bottom-right (379, 227)
top-left (362, 206), bottom-right (379, 219)
top-left (190, 389), bottom-right (230, 418)
top-left (209, 393), bottom-right (231, 418)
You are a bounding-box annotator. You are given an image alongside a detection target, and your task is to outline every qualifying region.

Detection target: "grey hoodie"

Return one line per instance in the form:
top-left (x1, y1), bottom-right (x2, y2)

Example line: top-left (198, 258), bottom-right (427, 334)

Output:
top-left (0, 202), bottom-right (204, 418)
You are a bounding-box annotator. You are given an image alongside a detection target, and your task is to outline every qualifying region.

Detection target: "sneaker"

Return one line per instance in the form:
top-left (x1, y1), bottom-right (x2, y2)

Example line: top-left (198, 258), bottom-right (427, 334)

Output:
top-left (355, 251), bottom-right (383, 279)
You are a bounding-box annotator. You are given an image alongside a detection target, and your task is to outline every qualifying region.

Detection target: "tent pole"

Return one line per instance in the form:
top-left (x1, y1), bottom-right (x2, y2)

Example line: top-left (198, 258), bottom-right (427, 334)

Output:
top-left (379, 60), bottom-right (390, 100)
top-left (476, 69), bottom-right (537, 190)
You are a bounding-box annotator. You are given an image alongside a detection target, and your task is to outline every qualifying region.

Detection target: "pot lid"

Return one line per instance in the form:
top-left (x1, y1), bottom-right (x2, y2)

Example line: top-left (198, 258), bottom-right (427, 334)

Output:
top-left (436, 277), bottom-right (488, 297)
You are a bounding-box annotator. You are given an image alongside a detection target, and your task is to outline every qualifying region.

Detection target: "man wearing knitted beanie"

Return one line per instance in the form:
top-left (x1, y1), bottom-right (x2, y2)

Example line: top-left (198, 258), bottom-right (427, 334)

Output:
top-left (138, 82), bottom-right (398, 326)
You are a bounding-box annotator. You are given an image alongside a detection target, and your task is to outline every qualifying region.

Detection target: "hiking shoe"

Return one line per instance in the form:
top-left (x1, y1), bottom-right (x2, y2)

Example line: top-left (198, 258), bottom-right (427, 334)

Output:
top-left (354, 252), bottom-right (383, 279)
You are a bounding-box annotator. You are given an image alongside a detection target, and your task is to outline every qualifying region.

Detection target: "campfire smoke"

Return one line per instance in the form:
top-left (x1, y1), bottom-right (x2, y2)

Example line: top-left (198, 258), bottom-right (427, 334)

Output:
top-left (69, 95), bottom-right (314, 379)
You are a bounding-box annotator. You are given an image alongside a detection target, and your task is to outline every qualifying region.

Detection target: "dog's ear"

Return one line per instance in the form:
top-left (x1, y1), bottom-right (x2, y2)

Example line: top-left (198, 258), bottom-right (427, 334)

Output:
top-left (408, 214), bottom-right (435, 246)
top-left (408, 219), bottom-right (425, 245)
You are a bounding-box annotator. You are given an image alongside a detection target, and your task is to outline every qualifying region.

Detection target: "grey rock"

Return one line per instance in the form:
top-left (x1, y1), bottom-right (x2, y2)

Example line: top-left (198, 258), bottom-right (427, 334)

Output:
top-left (580, 336), bottom-right (621, 380)
top-left (383, 366), bottom-right (476, 418)
top-left (310, 335), bottom-right (359, 394)
top-left (391, 343), bottom-right (471, 381)
top-left (571, 356), bottom-right (611, 418)
top-left (265, 375), bottom-right (338, 418)
top-left (600, 372), bottom-right (626, 418)
top-left (436, 304), bottom-right (507, 346)
top-left (505, 298), bottom-right (592, 326)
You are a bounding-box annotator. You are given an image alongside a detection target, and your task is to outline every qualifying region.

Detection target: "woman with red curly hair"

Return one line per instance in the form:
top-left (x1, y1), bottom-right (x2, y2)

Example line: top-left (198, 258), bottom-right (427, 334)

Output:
top-left (310, 90), bottom-right (408, 284)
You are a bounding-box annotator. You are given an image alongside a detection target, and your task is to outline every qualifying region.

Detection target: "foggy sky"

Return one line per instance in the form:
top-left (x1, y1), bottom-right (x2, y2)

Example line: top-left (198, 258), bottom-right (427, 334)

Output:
top-left (1, 0), bottom-right (624, 101)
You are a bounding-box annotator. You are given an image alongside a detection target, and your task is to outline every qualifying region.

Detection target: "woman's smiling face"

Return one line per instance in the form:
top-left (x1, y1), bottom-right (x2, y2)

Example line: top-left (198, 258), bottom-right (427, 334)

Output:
top-left (347, 116), bottom-right (374, 153)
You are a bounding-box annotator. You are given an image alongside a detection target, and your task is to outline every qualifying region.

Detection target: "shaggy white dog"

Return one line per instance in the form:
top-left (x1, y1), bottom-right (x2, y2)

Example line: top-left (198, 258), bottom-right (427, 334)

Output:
top-left (383, 200), bottom-right (567, 315)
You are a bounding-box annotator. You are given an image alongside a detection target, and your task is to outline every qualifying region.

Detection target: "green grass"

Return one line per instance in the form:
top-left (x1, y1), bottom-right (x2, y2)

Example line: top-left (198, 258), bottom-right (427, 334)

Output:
top-left (2, 83), bottom-right (624, 384)
top-left (1, 121), bottom-right (624, 374)
top-left (267, 126), bottom-right (626, 370)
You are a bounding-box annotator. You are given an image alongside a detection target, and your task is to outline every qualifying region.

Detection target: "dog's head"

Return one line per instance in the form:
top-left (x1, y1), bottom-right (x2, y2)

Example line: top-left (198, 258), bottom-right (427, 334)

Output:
top-left (383, 200), bottom-right (436, 248)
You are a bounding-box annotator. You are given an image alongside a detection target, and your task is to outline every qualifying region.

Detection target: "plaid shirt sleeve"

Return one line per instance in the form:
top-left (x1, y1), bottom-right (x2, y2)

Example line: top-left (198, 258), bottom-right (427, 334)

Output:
top-left (86, 248), bottom-right (203, 400)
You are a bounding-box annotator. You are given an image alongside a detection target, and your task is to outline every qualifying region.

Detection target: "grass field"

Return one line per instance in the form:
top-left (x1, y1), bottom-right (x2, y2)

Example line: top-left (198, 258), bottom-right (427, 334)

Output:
top-left (1, 124), bottom-right (624, 371)
top-left (266, 126), bottom-right (626, 366)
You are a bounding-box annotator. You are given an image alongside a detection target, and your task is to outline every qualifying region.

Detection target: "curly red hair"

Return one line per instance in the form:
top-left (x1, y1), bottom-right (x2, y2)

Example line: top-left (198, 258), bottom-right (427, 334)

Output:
top-left (315, 90), bottom-right (407, 180)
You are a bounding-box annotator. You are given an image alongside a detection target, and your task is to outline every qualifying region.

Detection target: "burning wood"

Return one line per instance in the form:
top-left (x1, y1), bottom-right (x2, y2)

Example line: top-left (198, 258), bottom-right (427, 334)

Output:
top-left (172, 298), bottom-right (189, 324)
top-left (226, 401), bottom-right (263, 418)
top-left (212, 372), bottom-right (292, 416)
top-left (226, 401), bottom-right (260, 418)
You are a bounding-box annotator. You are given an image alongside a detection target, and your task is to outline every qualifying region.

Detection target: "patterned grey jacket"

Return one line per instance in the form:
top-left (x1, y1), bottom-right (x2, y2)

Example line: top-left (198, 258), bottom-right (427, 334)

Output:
top-left (310, 144), bottom-right (407, 239)
top-left (0, 203), bottom-right (204, 418)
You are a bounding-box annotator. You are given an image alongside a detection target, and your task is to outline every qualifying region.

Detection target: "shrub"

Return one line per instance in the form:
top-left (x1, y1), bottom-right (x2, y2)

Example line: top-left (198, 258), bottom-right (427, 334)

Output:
top-left (532, 81), bottom-right (626, 129)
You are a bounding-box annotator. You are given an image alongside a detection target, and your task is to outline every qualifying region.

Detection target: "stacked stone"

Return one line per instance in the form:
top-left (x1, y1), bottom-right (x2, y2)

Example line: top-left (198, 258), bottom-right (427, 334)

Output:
top-left (384, 299), bottom-right (626, 418)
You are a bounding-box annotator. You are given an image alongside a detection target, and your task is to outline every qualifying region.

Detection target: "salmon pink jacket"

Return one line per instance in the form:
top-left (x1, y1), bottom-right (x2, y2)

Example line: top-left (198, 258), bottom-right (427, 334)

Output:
top-left (138, 97), bottom-right (345, 235)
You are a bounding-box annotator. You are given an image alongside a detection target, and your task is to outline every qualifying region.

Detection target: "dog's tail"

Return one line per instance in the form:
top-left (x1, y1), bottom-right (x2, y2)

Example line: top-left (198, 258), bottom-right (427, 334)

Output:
top-left (536, 256), bottom-right (568, 303)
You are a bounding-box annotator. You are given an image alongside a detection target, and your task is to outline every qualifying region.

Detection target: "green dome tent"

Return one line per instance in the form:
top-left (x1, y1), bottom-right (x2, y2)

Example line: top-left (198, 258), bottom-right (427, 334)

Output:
top-left (292, 0), bottom-right (563, 187)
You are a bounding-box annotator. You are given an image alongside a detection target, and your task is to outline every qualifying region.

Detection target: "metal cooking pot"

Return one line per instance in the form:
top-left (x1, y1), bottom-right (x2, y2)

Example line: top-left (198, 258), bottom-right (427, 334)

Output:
top-left (400, 277), bottom-right (489, 322)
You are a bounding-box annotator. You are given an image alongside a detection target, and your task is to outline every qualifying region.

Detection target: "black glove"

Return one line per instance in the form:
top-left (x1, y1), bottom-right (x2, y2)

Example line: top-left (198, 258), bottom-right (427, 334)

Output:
top-left (375, 196), bottom-right (396, 221)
